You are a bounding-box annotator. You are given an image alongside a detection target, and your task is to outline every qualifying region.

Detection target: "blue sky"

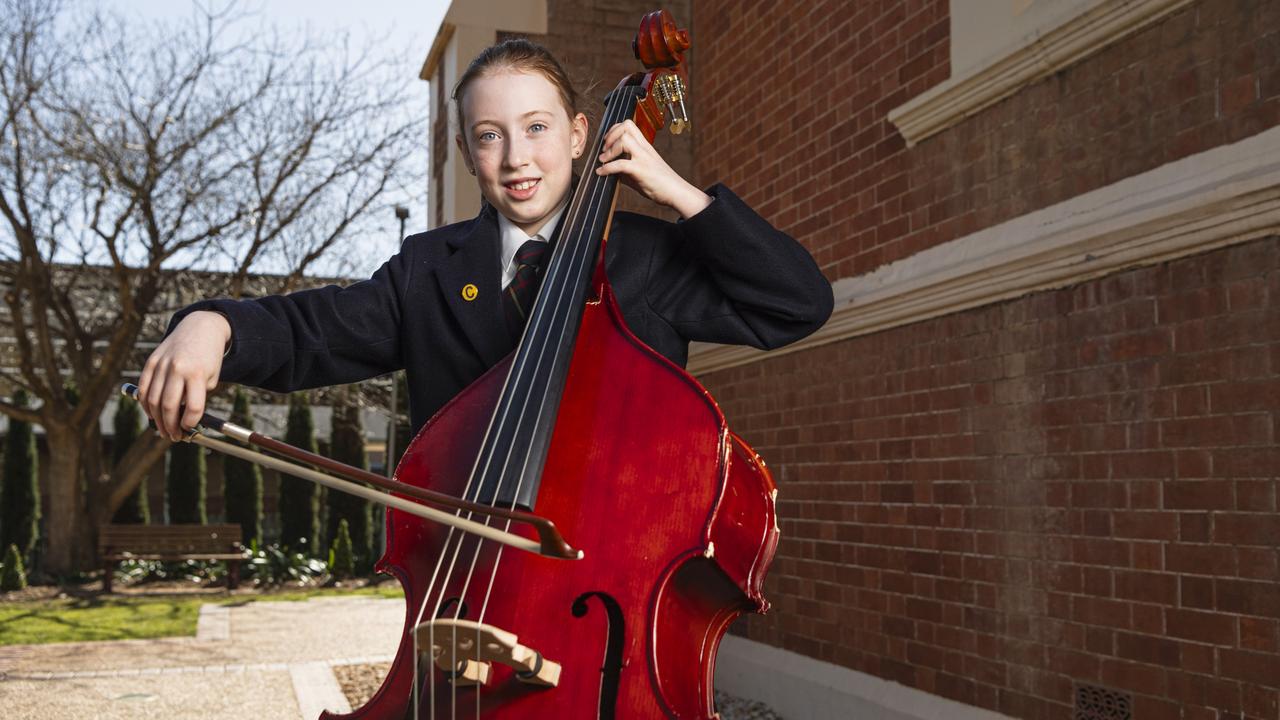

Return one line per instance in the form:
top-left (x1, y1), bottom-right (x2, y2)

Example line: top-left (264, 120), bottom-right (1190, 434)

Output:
top-left (119, 0), bottom-right (451, 272)
top-left (121, 1), bottom-right (450, 116)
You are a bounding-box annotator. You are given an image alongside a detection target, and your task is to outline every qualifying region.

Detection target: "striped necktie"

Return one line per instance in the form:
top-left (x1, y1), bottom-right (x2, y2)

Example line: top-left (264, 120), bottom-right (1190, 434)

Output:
top-left (503, 239), bottom-right (550, 342)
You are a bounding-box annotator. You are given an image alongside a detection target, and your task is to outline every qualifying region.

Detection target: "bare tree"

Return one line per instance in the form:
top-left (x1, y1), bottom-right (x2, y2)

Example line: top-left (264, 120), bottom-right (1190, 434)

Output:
top-left (0, 0), bottom-right (423, 574)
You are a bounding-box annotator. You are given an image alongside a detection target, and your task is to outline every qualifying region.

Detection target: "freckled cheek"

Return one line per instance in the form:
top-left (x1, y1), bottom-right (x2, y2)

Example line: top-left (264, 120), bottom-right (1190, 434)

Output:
top-left (474, 154), bottom-right (502, 185)
top-left (537, 147), bottom-right (571, 177)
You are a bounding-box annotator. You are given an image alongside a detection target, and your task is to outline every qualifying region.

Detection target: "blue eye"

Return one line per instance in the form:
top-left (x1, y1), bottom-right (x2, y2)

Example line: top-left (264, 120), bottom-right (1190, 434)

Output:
top-left (478, 130), bottom-right (498, 142)
top-left (530, 123), bottom-right (547, 133)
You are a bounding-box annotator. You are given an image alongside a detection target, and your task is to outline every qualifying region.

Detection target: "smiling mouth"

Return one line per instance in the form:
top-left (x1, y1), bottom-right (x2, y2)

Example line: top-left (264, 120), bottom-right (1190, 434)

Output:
top-left (505, 179), bottom-right (540, 191)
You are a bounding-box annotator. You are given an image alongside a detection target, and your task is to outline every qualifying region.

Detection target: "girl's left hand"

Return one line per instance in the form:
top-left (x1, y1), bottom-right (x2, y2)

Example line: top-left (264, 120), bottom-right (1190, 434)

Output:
top-left (596, 119), bottom-right (712, 219)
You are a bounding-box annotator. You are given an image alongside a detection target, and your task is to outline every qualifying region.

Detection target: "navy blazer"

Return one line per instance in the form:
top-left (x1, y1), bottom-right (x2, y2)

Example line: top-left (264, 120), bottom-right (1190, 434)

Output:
top-left (173, 185), bottom-right (833, 433)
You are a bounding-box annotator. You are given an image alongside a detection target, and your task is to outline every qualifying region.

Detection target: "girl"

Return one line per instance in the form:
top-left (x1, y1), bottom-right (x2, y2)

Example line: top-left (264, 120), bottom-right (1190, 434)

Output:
top-left (139, 39), bottom-right (833, 441)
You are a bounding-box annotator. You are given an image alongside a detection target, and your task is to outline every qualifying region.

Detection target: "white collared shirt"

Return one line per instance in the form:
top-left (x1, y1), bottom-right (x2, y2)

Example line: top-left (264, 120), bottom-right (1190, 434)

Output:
top-left (497, 204), bottom-right (567, 287)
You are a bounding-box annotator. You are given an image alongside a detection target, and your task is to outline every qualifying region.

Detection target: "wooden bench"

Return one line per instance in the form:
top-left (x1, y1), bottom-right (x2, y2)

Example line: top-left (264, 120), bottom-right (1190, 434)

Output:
top-left (99, 524), bottom-right (247, 593)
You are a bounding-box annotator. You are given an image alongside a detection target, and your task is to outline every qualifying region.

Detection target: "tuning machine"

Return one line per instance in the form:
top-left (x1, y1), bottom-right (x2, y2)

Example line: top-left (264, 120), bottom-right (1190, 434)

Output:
top-left (652, 73), bottom-right (689, 135)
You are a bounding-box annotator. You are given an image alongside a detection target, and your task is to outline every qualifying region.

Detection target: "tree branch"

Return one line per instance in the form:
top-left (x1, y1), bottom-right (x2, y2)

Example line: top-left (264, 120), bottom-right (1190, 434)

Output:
top-left (0, 395), bottom-right (42, 424)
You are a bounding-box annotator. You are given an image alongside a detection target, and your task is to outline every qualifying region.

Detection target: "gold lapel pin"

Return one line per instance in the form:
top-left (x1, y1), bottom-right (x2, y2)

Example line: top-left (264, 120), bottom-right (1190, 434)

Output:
top-left (461, 283), bottom-right (478, 302)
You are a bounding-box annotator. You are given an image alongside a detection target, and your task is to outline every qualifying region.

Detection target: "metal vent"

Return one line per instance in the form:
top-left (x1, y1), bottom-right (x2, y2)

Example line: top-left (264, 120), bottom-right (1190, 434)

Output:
top-left (1075, 684), bottom-right (1132, 720)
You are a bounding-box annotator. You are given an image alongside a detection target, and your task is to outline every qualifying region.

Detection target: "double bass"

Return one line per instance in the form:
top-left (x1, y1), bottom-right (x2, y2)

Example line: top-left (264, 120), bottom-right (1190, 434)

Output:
top-left (365, 13), bottom-right (781, 716)
top-left (134, 10), bottom-right (781, 718)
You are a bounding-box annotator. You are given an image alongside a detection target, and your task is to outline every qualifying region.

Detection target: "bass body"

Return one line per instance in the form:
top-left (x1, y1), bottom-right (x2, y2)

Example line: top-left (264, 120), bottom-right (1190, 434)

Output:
top-left (328, 10), bottom-right (781, 719)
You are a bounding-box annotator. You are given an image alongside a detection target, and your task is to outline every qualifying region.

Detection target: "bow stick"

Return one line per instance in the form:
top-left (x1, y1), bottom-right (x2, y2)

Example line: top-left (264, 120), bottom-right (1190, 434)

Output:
top-left (119, 383), bottom-right (582, 560)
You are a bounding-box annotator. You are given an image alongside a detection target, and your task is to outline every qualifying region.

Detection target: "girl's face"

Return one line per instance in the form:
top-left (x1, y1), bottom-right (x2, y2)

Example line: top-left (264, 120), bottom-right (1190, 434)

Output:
top-left (457, 70), bottom-right (588, 236)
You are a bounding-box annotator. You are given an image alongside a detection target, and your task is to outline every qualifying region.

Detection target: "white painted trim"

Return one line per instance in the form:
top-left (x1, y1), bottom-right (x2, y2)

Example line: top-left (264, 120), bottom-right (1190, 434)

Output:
top-left (887, 0), bottom-right (1195, 148)
top-left (687, 124), bottom-right (1280, 376)
top-left (715, 634), bottom-right (1016, 720)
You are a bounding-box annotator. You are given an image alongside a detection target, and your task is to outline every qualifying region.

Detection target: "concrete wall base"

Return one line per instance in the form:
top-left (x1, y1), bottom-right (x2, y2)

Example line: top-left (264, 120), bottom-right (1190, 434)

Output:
top-left (715, 635), bottom-right (1016, 720)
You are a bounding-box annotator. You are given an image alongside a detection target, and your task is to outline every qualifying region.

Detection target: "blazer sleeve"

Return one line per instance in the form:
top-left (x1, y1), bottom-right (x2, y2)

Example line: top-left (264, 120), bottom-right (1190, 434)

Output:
top-left (165, 245), bottom-right (413, 393)
top-left (642, 183), bottom-right (833, 350)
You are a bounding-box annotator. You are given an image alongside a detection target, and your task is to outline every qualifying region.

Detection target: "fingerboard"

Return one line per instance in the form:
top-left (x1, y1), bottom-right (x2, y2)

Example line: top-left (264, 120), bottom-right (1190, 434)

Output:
top-left (470, 85), bottom-right (644, 512)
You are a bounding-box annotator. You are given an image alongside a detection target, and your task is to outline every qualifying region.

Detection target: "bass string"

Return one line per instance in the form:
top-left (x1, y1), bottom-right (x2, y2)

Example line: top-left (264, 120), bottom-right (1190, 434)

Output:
top-left (441, 90), bottom-right (632, 719)
top-left (466, 86), bottom-right (638, 626)
top-left (455, 90), bottom-right (635, 717)
top-left (409, 88), bottom-right (637, 720)
top-left (467, 85), bottom-right (640, 526)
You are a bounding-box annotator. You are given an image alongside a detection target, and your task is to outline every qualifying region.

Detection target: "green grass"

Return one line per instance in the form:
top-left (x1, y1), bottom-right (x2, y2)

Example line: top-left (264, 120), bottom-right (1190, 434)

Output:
top-left (220, 584), bottom-right (405, 606)
top-left (0, 596), bottom-right (204, 645)
top-left (0, 584), bottom-right (405, 646)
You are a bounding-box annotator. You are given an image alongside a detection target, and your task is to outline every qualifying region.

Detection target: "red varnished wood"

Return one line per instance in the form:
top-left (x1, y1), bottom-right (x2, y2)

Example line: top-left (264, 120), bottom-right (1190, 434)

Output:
top-left (708, 434), bottom-right (780, 611)
top-left (322, 10), bottom-right (781, 719)
top-left (633, 9), bottom-right (689, 68)
top-left (326, 277), bottom-right (777, 719)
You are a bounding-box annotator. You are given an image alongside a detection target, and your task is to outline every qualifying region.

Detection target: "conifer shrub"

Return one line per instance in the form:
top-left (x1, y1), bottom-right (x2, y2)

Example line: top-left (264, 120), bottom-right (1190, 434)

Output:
top-left (1, 390), bottom-right (40, 563)
top-left (391, 371), bottom-right (412, 471)
top-left (0, 543), bottom-right (27, 591)
top-left (281, 392), bottom-right (321, 553)
top-left (224, 389), bottom-right (263, 544)
top-left (167, 441), bottom-right (207, 524)
top-left (327, 393), bottom-right (371, 570)
top-left (329, 518), bottom-right (355, 580)
top-left (111, 396), bottom-right (149, 524)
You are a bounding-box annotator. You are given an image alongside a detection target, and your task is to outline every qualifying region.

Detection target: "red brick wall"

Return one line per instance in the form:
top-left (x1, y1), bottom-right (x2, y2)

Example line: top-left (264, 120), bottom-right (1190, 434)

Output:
top-left (691, 0), bottom-right (1280, 718)
top-left (693, 0), bottom-right (949, 274)
top-left (694, 0), bottom-right (1280, 278)
top-left (710, 236), bottom-right (1280, 719)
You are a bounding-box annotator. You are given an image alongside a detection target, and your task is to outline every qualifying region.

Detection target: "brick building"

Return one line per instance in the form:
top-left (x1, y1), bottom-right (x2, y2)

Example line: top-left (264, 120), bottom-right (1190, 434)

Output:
top-left (421, 1), bottom-right (1280, 718)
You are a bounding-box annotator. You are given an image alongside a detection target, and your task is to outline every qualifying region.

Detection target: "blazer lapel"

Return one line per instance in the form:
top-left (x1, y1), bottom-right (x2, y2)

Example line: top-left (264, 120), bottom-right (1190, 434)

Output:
top-left (436, 205), bottom-right (510, 367)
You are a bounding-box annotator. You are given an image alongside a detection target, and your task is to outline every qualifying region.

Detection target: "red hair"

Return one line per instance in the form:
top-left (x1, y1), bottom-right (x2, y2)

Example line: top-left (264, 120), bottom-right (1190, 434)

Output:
top-left (452, 39), bottom-right (580, 141)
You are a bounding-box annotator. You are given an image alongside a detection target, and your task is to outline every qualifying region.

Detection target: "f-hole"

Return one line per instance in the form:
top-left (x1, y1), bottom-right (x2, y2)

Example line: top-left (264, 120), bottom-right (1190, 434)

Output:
top-left (435, 596), bottom-right (469, 619)
top-left (572, 591), bottom-right (625, 720)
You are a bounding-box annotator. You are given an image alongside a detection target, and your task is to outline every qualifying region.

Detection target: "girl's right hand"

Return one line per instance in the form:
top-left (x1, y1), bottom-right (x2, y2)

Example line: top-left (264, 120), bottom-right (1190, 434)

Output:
top-left (137, 311), bottom-right (231, 441)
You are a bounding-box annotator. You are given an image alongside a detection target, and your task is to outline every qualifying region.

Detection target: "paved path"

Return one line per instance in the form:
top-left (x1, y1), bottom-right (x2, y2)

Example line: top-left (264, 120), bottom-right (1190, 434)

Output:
top-left (0, 596), bottom-right (403, 720)
top-left (0, 596), bottom-right (784, 719)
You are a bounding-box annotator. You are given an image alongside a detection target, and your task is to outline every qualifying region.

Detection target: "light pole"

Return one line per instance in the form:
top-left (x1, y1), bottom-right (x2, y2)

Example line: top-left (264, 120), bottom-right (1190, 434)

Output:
top-left (376, 205), bottom-right (411, 562)
top-left (388, 206), bottom-right (410, 479)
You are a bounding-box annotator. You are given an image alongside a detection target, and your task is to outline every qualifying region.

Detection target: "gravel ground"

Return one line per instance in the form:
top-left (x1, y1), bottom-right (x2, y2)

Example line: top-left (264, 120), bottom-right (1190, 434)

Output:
top-left (333, 661), bottom-right (391, 709)
top-left (714, 691), bottom-right (784, 719)
top-left (334, 663), bottom-right (783, 719)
